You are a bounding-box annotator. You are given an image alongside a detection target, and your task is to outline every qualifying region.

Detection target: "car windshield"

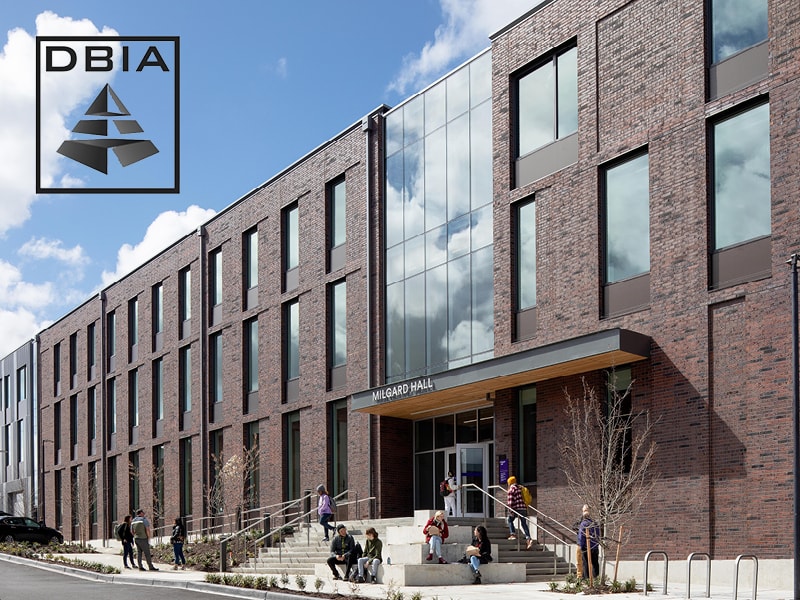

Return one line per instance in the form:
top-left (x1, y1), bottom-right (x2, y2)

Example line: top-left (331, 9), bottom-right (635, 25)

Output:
top-left (23, 518), bottom-right (40, 528)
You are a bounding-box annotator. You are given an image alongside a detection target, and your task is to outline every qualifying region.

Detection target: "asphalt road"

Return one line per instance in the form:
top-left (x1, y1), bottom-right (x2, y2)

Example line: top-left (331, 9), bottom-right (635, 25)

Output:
top-left (0, 559), bottom-right (224, 600)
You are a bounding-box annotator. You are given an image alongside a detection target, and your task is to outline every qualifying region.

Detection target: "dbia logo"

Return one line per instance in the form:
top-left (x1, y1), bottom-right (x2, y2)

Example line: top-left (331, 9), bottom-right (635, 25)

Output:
top-left (36, 36), bottom-right (180, 194)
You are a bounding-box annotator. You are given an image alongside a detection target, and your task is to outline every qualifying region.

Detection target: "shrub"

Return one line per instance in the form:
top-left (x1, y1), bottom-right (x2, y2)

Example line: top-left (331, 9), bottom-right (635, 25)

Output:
top-left (295, 574), bottom-right (306, 590)
top-left (314, 577), bottom-right (324, 592)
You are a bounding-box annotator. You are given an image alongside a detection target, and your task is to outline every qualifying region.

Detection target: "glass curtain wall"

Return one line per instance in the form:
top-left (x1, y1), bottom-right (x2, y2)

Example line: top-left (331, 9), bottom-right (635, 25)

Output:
top-left (385, 50), bottom-right (494, 383)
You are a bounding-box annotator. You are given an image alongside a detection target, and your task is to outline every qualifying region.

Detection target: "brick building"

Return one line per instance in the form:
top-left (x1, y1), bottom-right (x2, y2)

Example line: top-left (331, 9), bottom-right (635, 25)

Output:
top-left (34, 0), bottom-right (797, 580)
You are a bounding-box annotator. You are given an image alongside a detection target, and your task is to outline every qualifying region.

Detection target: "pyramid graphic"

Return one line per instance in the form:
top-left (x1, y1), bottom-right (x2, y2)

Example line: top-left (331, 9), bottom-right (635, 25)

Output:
top-left (57, 84), bottom-right (159, 174)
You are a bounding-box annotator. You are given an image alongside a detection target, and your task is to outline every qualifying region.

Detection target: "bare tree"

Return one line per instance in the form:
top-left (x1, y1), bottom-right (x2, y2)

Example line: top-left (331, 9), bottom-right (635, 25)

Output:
top-left (151, 462), bottom-right (165, 534)
top-left (70, 467), bottom-right (92, 545)
top-left (206, 445), bottom-right (259, 535)
top-left (560, 374), bottom-right (658, 580)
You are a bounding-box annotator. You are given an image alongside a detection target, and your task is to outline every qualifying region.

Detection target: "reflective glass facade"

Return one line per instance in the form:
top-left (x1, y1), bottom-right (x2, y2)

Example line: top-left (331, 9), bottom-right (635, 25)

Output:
top-left (384, 51), bottom-right (493, 382)
top-left (711, 0), bottom-right (768, 63)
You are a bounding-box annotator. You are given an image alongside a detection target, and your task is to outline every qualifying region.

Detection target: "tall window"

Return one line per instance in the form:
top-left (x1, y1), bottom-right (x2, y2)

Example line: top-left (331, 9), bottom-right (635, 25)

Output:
top-left (180, 346), bottom-right (192, 412)
top-left (244, 321), bottom-right (258, 393)
top-left (607, 367), bottom-right (633, 472)
top-left (16, 366), bottom-right (26, 404)
top-left (87, 386), bottom-right (96, 451)
top-left (286, 411), bottom-right (300, 499)
top-left (53, 403), bottom-right (61, 462)
top-left (245, 421), bottom-right (259, 509)
top-left (604, 153), bottom-right (650, 283)
top-left (713, 103), bottom-right (770, 250)
top-left (710, 0), bottom-right (768, 63)
top-left (129, 450), bottom-right (140, 511)
top-left (210, 249), bottom-right (222, 307)
top-left (180, 437), bottom-right (193, 516)
top-left (384, 51), bottom-right (494, 382)
top-left (331, 399), bottom-right (348, 495)
top-left (108, 456), bottom-right (117, 522)
top-left (69, 395), bottom-right (78, 457)
top-left (153, 358), bottom-right (164, 421)
top-left (153, 445), bottom-right (165, 526)
top-left (108, 378), bottom-right (116, 435)
top-left (3, 424), bottom-right (9, 468)
top-left (330, 177), bottom-right (346, 249)
top-left (107, 311), bottom-right (116, 363)
top-left (331, 281), bottom-right (347, 368)
top-left (89, 461), bottom-right (98, 526)
top-left (53, 343), bottom-right (61, 394)
top-left (87, 322), bottom-right (95, 378)
top-left (128, 297), bottom-right (138, 354)
top-left (286, 300), bottom-right (299, 380)
top-left (245, 228), bottom-right (258, 289)
top-left (284, 204), bottom-right (299, 272)
top-left (3, 375), bottom-right (8, 410)
top-left (211, 333), bottom-right (223, 403)
top-left (54, 469), bottom-right (63, 529)
top-left (69, 333), bottom-right (77, 387)
top-left (179, 267), bottom-right (192, 322)
top-left (152, 283), bottom-right (163, 334)
top-left (517, 44), bottom-right (577, 157)
top-left (516, 200), bottom-right (536, 310)
top-left (518, 387), bottom-right (537, 484)
top-left (129, 369), bottom-right (139, 428)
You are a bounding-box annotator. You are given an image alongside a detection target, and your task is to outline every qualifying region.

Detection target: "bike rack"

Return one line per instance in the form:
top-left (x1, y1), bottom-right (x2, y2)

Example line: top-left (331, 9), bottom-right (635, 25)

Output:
top-left (643, 550), bottom-right (669, 595)
top-left (686, 552), bottom-right (711, 598)
top-left (733, 554), bottom-right (758, 600)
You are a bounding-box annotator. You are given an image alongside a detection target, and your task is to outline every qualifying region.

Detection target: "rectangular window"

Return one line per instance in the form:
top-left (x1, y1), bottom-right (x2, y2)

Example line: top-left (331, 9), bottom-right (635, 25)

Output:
top-left (69, 394), bottom-right (78, 457)
top-left (711, 101), bottom-right (770, 288)
top-left (54, 469), bottom-right (63, 529)
top-left (210, 249), bottom-right (222, 306)
top-left (53, 403), bottom-right (61, 462)
top-left (180, 437), bottom-right (193, 516)
top-left (245, 228), bottom-right (258, 289)
top-left (284, 203), bottom-right (299, 271)
top-left (53, 343), bottom-right (61, 394)
top-left (286, 411), bottom-right (300, 499)
top-left (128, 297), bottom-right (138, 358)
top-left (604, 153), bottom-right (650, 283)
top-left (607, 367), bottom-right (633, 472)
top-left (153, 358), bottom-right (164, 421)
top-left (89, 461), bottom-right (98, 525)
top-left (152, 283), bottom-right (164, 334)
top-left (107, 311), bottom-right (116, 359)
top-left (69, 333), bottom-right (77, 387)
top-left (243, 319), bottom-right (257, 395)
top-left (516, 200), bottom-right (536, 310)
top-left (87, 322), bottom-right (96, 378)
top-left (153, 445), bottom-right (165, 527)
top-left (211, 333), bottom-right (223, 402)
top-left (517, 44), bottom-right (578, 157)
top-left (129, 450), bottom-right (140, 511)
top-left (17, 419), bottom-right (24, 469)
top-left (3, 424), bottom-right (10, 468)
top-left (129, 369), bottom-right (139, 428)
top-left (330, 177), bottom-right (346, 248)
top-left (209, 429), bottom-right (223, 515)
top-left (3, 375), bottom-right (9, 410)
top-left (87, 386), bottom-right (96, 448)
top-left (108, 378), bottom-right (116, 435)
top-left (108, 456), bottom-right (117, 522)
top-left (330, 280), bottom-right (347, 368)
top-left (286, 300), bottom-right (299, 380)
top-left (16, 366), bottom-right (26, 404)
top-left (179, 267), bottom-right (192, 322)
top-left (180, 346), bottom-right (192, 412)
top-left (518, 391), bottom-right (537, 484)
top-left (711, 0), bottom-right (768, 63)
top-left (245, 421), bottom-right (260, 509)
top-left (331, 399), bottom-right (348, 495)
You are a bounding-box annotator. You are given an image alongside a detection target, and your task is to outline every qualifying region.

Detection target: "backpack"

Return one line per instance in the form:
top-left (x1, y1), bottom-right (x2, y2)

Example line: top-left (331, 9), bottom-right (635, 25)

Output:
top-left (521, 485), bottom-right (532, 506)
top-left (132, 519), bottom-right (146, 538)
top-left (114, 523), bottom-right (124, 541)
top-left (329, 495), bottom-right (337, 512)
top-left (439, 479), bottom-right (451, 497)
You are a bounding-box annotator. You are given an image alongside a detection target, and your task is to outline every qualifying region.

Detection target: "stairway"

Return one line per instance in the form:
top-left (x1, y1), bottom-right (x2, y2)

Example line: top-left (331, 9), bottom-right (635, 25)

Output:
top-left (233, 513), bottom-right (572, 584)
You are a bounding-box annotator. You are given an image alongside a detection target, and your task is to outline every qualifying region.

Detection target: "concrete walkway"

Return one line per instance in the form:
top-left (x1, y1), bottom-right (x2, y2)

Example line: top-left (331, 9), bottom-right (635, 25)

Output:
top-left (0, 543), bottom-right (793, 600)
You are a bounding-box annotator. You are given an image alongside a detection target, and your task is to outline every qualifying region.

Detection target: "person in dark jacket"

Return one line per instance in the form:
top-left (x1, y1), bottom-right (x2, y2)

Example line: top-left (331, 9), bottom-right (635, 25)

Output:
top-left (170, 516), bottom-right (187, 570)
top-left (577, 506), bottom-right (600, 580)
top-left (120, 515), bottom-right (134, 569)
top-left (326, 523), bottom-right (358, 580)
top-left (467, 525), bottom-right (492, 584)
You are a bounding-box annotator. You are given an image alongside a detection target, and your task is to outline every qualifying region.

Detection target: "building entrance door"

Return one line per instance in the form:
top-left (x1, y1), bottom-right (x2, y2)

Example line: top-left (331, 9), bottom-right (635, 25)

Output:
top-left (456, 443), bottom-right (489, 518)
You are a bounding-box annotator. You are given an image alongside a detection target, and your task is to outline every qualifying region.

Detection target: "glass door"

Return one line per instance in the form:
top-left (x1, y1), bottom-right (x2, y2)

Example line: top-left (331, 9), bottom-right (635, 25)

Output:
top-left (456, 443), bottom-right (489, 518)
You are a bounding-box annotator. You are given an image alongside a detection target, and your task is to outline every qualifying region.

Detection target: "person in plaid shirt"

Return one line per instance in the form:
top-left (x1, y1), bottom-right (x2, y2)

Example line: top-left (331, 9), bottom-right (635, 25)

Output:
top-left (505, 476), bottom-right (532, 550)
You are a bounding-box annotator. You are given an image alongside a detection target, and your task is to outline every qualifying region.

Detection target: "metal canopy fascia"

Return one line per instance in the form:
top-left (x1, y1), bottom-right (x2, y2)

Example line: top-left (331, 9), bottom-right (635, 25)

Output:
top-left (351, 328), bottom-right (650, 419)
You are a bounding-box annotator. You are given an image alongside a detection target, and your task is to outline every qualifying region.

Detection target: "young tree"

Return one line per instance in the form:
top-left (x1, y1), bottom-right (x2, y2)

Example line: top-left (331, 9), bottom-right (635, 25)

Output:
top-left (560, 373), bottom-right (658, 581)
top-left (206, 445), bottom-right (259, 534)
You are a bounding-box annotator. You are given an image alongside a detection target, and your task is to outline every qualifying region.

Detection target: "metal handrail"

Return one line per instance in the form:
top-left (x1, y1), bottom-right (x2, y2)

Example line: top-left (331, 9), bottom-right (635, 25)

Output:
top-left (687, 552), bottom-right (711, 599)
top-left (461, 483), bottom-right (573, 576)
top-left (733, 554), bottom-right (758, 600)
top-left (644, 550), bottom-right (669, 595)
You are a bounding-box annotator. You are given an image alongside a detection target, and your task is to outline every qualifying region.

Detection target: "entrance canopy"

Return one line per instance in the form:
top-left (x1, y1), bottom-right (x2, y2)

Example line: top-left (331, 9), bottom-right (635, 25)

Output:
top-left (351, 328), bottom-right (650, 419)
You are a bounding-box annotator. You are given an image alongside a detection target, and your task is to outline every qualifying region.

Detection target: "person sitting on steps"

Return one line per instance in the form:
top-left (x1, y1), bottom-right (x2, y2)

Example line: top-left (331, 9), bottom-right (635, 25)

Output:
top-left (326, 523), bottom-right (358, 580)
top-left (423, 510), bottom-right (449, 564)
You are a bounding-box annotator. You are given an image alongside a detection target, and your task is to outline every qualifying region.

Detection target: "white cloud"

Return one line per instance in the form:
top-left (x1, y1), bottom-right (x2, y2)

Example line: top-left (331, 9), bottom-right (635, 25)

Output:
top-left (276, 57), bottom-right (288, 78)
top-left (388, 0), bottom-right (545, 95)
top-left (19, 237), bottom-right (89, 266)
top-left (0, 12), bottom-right (118, 235)
top-left (0, 307), bottom-right (49, 357)
top-left (0, 260), bottom-right (54, 309)
top-left (101, 205), bottom-right (217, 286)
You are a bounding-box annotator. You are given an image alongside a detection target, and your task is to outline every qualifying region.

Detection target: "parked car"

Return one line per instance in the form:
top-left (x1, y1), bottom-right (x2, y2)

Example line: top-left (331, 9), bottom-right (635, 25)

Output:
top-left (0, 511), bottom-right (9, 516)
top-left (0, 516), bottom-right (63, 544)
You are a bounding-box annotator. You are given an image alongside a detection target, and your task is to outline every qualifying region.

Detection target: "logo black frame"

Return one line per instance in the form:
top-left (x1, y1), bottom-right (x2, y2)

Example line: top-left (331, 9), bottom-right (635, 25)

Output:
top-left (36, 35), bottom-right (180, 194)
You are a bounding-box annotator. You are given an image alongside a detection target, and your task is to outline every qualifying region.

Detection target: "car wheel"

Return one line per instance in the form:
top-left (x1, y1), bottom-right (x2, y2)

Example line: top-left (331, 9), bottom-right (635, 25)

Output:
top-left (49, 535), bottom-right (62, 545)
top-left (2, 534), bottom-right (13, 543)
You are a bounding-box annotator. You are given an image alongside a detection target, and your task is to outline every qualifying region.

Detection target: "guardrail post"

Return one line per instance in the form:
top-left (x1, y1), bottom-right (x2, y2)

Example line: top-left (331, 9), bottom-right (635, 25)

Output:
top-left (220, 538), bottom-right (228, 572)
top-left (733, 554), bottom-right (758, 600)
top-left (687, 552), bottom-right (711, 598)
top-left (644, 551), bottom-right (669, 595)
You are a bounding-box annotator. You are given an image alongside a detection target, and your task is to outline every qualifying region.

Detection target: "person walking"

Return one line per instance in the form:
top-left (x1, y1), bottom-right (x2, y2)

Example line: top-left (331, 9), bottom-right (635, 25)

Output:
top-left (505, 476), bottom-right (533, 550)
top-left (131, 509), bottom-right (159, 571)
top-left (316, 484), bottom-right (336, 542)
top-left (120, 515), bottom-right (134, 569)
top-left (443, 471), bottom-right (458, 517)
top-left (577, 505), bottom-right (600, 580)
top-left (170, 516), bottom-right (187, 570)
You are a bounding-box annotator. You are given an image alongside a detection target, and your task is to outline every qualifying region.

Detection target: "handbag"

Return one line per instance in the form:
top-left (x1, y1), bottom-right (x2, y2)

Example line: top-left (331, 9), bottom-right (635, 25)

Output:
top-left (465, 544), bottom-right (480, 557)
top-left (427, 525), bottom-right (441, 537)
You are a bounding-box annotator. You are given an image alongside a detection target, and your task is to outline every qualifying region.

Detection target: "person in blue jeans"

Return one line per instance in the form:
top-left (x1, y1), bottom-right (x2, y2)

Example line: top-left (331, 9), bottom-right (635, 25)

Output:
top-left (467, 525), bottom-right (492, 584)
top-left (170, 516), bottom-right (187, 570)
top-left (317, 484), bottom-right (335, 542)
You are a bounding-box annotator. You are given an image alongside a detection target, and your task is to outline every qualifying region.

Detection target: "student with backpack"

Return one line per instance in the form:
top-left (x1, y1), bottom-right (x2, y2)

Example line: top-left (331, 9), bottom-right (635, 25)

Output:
top-left (505, 476), bottom-right (533, 550)
top-left (131, 509), bottom-right (159, 571)
top-left (316, 484), bottom-right (336, 542)
top-left (118, 514), bottom-right (134, 569)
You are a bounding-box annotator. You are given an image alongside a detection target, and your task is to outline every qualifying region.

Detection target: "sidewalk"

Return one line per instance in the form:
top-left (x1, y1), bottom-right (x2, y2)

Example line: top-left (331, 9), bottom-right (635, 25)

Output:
top-left (0, 543), bottom-right (793, 600)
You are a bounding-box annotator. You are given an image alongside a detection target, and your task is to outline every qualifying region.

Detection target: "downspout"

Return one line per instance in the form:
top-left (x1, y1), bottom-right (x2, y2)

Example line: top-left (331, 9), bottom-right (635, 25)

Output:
top-left (98, 291), bottom-right (108, 545)
top-left (31, 336), bottom-right (39, 521)
top-left (197, 226), bottom-right (209, 525)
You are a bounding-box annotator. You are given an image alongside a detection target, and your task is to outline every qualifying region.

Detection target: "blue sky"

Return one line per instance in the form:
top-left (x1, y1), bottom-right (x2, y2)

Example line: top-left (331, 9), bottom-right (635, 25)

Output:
top-left (0, 0), bottom-right (542, 356)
